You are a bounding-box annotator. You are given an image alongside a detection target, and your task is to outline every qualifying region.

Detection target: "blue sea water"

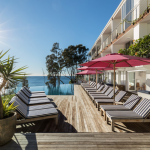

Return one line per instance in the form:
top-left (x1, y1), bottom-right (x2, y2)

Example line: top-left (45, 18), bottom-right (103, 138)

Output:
top-left (16, 76), bottom-right (74, 95)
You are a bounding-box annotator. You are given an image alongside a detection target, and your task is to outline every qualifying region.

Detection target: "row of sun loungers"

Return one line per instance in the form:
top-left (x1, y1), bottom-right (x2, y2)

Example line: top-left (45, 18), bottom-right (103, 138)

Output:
top-left (9, 86), bottom-right (58, 125)
top-left (81, 81), bottom-right (150, 131)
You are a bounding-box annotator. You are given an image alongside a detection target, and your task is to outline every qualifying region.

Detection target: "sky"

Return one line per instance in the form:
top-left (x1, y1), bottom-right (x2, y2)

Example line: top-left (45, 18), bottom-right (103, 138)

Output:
top-left (0, 0), bottom-right (121, 76)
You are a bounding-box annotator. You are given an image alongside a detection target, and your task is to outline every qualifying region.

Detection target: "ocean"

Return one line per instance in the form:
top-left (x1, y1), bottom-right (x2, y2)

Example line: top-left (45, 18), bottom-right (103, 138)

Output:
top-left (18, 76), bottom-right (72, 87)
top-left (15, 76), bottom-right (74, 95)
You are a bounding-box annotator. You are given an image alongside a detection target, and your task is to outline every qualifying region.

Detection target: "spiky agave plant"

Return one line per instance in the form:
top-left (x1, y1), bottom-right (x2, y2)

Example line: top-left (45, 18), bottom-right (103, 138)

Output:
top-left (0, 50), bottom-right (28, 119)
top-left (2, 100), bottom-right (18, 118)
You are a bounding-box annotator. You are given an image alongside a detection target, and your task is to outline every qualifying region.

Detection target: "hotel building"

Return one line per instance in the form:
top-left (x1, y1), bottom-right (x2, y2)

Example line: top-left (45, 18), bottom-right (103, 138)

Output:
top-left (87, 0), bottom-right (150, 92)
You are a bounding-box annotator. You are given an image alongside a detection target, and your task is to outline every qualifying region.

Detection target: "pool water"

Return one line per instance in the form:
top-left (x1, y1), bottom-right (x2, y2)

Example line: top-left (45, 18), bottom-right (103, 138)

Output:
top-left (15, 84), bottom-right (74, 95)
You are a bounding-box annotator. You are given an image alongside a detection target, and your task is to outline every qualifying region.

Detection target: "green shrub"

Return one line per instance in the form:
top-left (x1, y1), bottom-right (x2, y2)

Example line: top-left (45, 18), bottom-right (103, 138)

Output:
top-left (2, 94), bottom-right (17, 118)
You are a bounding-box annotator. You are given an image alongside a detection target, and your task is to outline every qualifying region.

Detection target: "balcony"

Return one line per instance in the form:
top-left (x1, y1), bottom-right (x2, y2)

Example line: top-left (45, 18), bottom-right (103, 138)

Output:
top-left (100, 0), bottom-right (150, 54)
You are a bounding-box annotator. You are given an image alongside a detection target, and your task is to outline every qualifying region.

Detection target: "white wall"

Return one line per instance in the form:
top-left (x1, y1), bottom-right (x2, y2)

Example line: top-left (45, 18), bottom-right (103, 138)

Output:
top-left (148, 24), bottom-right (150, 34)
top-left (112, 44), bottom-right (125, 53)
top-left (134, 24), bottom-right (140, 40)
top-left (118, 71), bottom-right (121, 84)
top-left (139, 23), bottom-right (149, 38)
top-left (134, 23), bottom-right (150, 41)
top-left (146, 70), bottom-right (150, 91)
top-left (116, 71), bottom-right (119, 84)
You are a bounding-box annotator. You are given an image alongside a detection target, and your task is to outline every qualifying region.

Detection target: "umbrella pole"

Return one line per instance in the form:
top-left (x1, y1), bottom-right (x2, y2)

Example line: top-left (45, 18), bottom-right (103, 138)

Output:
top-left (113, 64), bottom-right (116, 105)
top-left (89, 75), bottom-right (90, 83)
top-left (96, 69), bottom-right (97, 90)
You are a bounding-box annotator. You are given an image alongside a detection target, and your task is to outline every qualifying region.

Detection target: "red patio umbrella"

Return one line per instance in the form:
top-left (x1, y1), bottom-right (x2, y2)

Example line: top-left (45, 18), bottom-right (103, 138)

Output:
top-left (77, 67), bottom-right (116, 90)
top-left (80, 53), bottom-right (150, 103)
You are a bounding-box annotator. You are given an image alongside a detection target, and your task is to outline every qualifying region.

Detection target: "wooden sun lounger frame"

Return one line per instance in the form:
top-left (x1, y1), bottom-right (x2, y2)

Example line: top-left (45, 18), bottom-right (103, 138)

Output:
top-left (16, 111), bottom-right (58, 125)
top-left (96, 102), bottom-right (115, 111)
top-left (106, 114), bottom-right (150, 132)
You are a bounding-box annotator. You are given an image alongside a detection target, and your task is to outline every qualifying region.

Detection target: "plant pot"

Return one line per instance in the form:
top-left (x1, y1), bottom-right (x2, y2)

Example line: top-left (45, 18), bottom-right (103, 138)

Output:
top-left (0, 112), bottom-right (17, 146)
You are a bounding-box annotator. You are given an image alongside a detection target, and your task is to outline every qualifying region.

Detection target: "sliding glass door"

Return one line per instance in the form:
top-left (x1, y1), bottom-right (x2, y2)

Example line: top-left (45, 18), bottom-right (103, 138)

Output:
top-left (128, 72), bottom-right (135, 91)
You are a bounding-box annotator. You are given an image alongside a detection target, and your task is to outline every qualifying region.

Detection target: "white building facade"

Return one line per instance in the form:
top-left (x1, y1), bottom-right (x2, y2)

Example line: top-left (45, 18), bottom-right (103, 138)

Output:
top-left (88, 0), bottom-right (150, 92)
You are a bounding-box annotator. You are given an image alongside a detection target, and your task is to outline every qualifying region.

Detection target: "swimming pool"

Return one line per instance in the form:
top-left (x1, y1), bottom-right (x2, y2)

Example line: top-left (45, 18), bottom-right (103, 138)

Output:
top-left (15, 84), bottom-right (74, 95)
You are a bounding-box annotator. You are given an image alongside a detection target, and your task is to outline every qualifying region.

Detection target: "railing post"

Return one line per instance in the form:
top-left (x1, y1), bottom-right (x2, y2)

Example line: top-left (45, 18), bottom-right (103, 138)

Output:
top-left (111, 33), bottom-right (112, 43)
top-left (123, 20), bottom-right (125, 32)
top-left (147, 0), bottom-right (149, 13)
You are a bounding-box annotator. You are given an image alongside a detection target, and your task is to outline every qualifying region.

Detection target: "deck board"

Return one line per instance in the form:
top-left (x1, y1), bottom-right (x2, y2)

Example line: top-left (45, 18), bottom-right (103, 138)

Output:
top-left (1, 133), bottom-right (150, 149)
top-left (15, 85), bottom-right (150, 133)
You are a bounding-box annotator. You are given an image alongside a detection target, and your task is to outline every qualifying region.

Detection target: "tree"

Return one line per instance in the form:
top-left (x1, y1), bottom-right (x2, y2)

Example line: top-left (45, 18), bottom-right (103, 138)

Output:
top-left (0, 51), bottom-right (27, 119)
top-left (62, 44), bottom-right (89, 83)
top-left (118, 34), bottom-right (150, 57)
top-left (22, 75), bottom-right (29, 88)
top-left (46, 43), bottom-right (65, 86)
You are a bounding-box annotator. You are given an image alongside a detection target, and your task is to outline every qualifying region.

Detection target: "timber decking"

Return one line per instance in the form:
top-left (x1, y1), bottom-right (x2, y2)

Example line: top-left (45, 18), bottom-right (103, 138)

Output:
top-left (1, 133), bottom-right (150, 150)
top-left (16, 85), bottom-right (150, 133)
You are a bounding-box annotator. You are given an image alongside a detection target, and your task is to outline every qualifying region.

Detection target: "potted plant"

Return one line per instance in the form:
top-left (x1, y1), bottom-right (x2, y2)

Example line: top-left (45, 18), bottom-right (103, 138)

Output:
top-left (0, 98), bottom-right (17, 146)
top-left (0, 50), bottom-right (27, 145)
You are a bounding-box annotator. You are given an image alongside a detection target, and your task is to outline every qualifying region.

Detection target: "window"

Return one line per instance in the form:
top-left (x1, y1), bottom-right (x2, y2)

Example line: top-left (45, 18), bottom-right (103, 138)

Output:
top-left (122, 0), bottom-right (134, 31)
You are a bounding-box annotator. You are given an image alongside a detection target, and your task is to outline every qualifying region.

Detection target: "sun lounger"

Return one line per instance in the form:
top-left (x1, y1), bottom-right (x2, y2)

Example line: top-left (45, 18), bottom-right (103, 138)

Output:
top-left (92, 89), bottom-right (119, 109)
top-left (91, 88), bottom-right (115, 99)
top-left (16, 91), bottom-right (51, 105)
top-left (90, 87), bottom-right (114, 101)
top-left (21, 87), bottom-right (47, 98)
top-left (24, 86), bottom-right (45, 93)
top-left (82, 82), bottom-right (96, 88)
top-left (105, 98), bottom-right (150, 131)
top-left (10, 96), bottom-right (58, 125)
top-left (86, 85), bottom-right (104, 93)
top-left (89, 85), bottom-right (108, 95)
top-left (10, 96), bottom-right (55, 110)
top-left (95, 91), bottom-right (126, 110)
top-left (85, 83), bottom-right (100, 90)
top-left (100, 94), bottom-right (141, 120)
top-left (81, 81), bottom-right (93, 86)
top-left (93, 88), bottom-right (118, 100)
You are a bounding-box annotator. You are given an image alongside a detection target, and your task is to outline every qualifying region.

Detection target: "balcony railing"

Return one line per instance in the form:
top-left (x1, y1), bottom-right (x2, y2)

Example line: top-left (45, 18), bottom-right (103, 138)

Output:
top-left (102, 0), bottom-right (150, 52)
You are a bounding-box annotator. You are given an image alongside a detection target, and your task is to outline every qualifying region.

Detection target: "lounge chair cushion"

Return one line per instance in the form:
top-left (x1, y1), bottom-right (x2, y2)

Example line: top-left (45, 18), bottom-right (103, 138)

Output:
top-left (123, 94), bottom-right (141, 109)
top-left (27, 108), bottom-right (58, 118)
top-left (10, 96), bottom-right (58, 119)
top-left (89, 86), bottom-right (108, 95)
top-left (91, 89), bottom-right (118, 99)
top-left (95, 99), bottom-right (114, 103)
top-left (16, 92), bottom-right (51, 105)
top-left (106, 111), bottom-right (143, 119)
top-left (91, 95), bottom-right (111, 99)
top-left (10, 96), bottom-right (55, 111)
top-left (133, 98), bottom-right (150, 118)
top-left (100, 105), bottom-right (130, 111)
top-left (22, 87), bottom-right (46, 98)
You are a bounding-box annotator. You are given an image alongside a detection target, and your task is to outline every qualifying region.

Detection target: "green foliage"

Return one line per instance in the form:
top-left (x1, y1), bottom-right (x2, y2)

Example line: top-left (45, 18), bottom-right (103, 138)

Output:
top-left (62, 44), bottom-right (88, 68)
top-left (46, 43), bottom-right (65, 86)
top-left (0, 50), bottom-right (28, 119)
top-left (118, 34), bottom-right (150, 58)
top-left (2, 99), bottom-right (17, 118)
top-left (22, 75), bottom-right (29, 87)
top-left (2, 94), bottom-right (15, 103)
top-left (62, 44), bottom-right (89, 82)
top-left (0, 56), bottom-right (28, 86)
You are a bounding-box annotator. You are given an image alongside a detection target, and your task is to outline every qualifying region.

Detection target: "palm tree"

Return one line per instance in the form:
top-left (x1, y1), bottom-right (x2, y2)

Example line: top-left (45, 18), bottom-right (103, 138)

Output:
top-left (0, 51), bottom-right (27, 119)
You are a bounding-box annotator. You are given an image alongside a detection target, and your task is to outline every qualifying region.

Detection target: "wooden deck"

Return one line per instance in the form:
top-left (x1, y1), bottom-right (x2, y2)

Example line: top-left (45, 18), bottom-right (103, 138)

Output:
top-left (2, 133), bottom-right (150, 150)
top-left (15, 85), bottom-right (150, 133)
